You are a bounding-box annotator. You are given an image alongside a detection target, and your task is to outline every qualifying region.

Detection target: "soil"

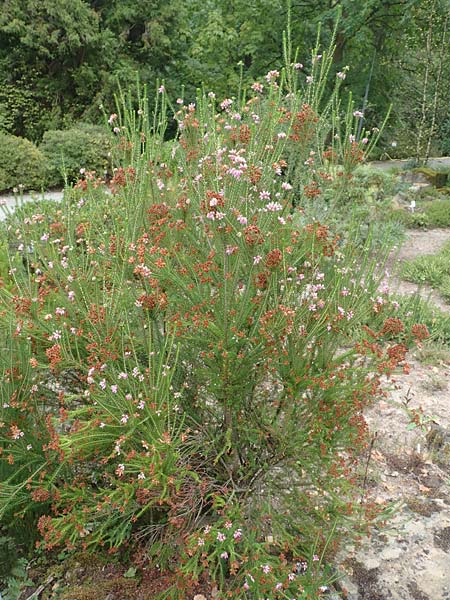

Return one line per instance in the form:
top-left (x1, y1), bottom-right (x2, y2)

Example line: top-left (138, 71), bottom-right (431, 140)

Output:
top-left (335, 227), bottom-right (450, 600)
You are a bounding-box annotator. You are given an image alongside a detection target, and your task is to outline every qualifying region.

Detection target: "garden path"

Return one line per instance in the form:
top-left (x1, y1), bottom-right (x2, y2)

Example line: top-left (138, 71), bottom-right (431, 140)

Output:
top-left (336, 228), bottom-right (450, 600)
top-left (0, 190), bottom-right (63, 221)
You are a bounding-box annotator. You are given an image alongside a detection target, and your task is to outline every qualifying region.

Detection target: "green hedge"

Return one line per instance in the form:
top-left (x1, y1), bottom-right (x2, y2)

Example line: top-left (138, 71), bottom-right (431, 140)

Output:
top-left (39, 123), bottom-right (112, 186)
top-left (0, 133), bottom-right (48, 192)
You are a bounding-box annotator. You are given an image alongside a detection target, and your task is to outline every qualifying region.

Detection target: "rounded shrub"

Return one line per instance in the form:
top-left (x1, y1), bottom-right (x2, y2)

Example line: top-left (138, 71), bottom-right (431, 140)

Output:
top-left (0, 133), bottom-right (48, 192)
top-left (39, 123), bottom-right (112, 186)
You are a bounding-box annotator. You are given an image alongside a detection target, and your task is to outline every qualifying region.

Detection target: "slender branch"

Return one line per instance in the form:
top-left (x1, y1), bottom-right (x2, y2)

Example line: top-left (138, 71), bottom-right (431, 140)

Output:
top-left (416, 0), bottom-right (435, 163)
top-left (425, 7), bottom-right (450, 162)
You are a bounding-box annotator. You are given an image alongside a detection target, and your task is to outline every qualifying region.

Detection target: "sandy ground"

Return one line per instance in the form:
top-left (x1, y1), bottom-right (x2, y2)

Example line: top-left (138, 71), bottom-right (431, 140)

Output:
top-left (336, 228), bottom-right (450, 600)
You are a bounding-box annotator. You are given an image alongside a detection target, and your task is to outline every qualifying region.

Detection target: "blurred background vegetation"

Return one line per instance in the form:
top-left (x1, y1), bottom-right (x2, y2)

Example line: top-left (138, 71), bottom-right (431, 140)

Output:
top-left (0, 0), bottom-right (449, 190)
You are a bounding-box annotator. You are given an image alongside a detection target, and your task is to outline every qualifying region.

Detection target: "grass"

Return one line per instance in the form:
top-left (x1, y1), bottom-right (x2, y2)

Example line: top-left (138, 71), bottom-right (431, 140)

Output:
top-left (415, 342), bottom-right (450, 366)
top-left (402, 242), bottom-right (450, 300)
top-left (396, 197), bottom-right (450, 229)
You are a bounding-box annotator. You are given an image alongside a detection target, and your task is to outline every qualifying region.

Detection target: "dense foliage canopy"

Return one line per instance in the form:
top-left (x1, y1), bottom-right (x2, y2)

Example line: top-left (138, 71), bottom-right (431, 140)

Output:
top-left (0, 0), bottom-right (449, 158)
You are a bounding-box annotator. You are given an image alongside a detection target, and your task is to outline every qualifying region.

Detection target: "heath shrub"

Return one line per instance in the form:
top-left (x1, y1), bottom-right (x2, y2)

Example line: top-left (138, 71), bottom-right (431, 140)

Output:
top-left (0, 54), bottom-right (425, 598)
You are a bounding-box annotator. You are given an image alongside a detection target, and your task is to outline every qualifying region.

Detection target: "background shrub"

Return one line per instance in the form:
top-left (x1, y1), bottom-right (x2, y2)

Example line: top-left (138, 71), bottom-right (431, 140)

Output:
top-left (39, 123), bottom-right (112, 187)
top-left (0, 133), bottom-right (48, 192)
top-left (399, 199), bottom-right (450, 229)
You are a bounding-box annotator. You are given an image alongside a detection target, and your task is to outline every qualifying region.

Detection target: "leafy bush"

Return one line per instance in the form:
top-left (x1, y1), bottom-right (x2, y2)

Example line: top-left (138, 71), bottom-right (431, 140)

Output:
top-left (0, 133), bottom-right (48, 192)
top-left (0, 55), bottom-right (425, 598)
top-left (39, 124), bottom-right (112, 187)
top-left (398, 199), bottom-right (450, 229)
top-left (304, 164), bottom-right (405, 248)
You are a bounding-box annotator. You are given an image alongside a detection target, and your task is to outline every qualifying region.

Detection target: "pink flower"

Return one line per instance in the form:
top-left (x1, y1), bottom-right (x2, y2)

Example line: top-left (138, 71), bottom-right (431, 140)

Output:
top-left (227, 167), bottom-right (244, 179)
top-left (217, 532), bottom-right (226, 542)
top-left (220, 552), bottom-right (229, 559)
top-left (220, 99), bottom-right (233, 110)
top-left (262, 564), bottom-right (271, 574)
top-left (233, 528), bottom-right (243, 539)
top-left (265, 70), bottom-right (279, 83)
top-left (259, 190), bottom-right (271, 200)
top-left (237, 214), bottom-right (247, 225)
top-left (353, 110), bottom-right (364, 118)
top-left (158, 85), bottom-right (165, 94)
top-left (265, 201), bottom-right (283, 212)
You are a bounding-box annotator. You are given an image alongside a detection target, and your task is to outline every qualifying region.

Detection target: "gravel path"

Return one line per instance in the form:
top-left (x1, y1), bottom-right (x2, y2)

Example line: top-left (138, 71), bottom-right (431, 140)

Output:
top-left (387, 228), bottom-right (450, 313)
top-left (337, 228), bottom-right (450, 600)
top-left (0, 189), bottom-right (63, 221)
top-left (370, 156), bottom-right (450, 172)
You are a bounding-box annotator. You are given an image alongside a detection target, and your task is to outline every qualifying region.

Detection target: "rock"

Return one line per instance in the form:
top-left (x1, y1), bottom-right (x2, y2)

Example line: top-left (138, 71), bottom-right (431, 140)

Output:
top-left (364, 557), bottom-right (381, 570)
top-left (391, 192), bottom-right (410, 209)
top-left (400, 171), bottom-right (430, 184)
top-left (380, 546), bottom-right (403, 560)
